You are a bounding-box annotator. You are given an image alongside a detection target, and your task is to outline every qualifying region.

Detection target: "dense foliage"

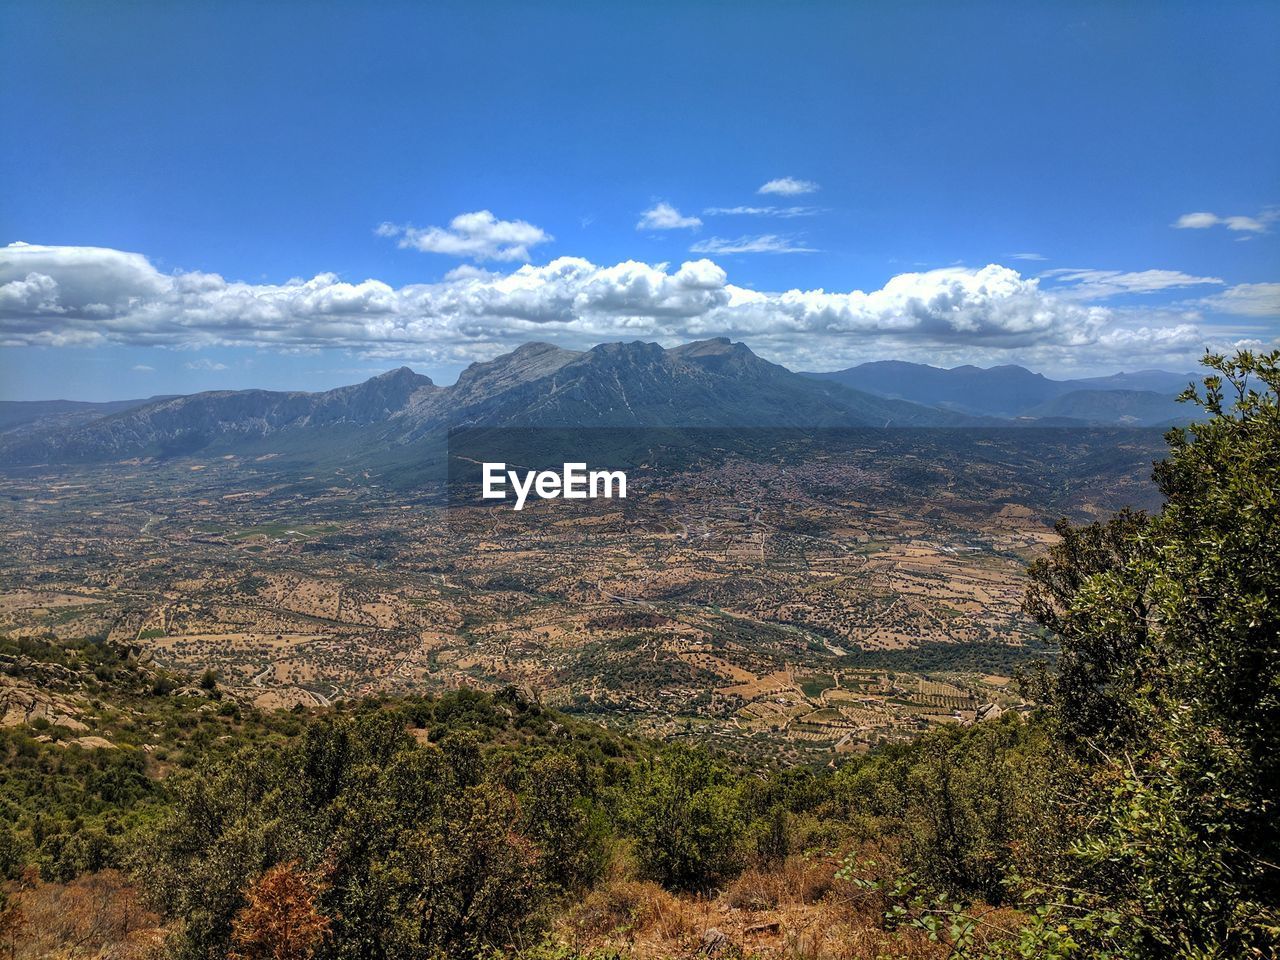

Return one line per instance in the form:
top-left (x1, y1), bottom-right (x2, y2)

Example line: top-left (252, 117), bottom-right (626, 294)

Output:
top-left (867, 352), bottom-right (1280, 959)
top-left (1022, 351), bottom-right (1280, 957)
top-left (125, 691), bottom-right (617, 958)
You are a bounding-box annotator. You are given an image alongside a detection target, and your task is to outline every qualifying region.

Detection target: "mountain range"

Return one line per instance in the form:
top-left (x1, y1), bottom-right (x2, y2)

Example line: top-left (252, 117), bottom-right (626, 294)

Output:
top-left (0, 339), bottom-right (1196, 470)
top-left (802, 360), bottom-right (1194, 422)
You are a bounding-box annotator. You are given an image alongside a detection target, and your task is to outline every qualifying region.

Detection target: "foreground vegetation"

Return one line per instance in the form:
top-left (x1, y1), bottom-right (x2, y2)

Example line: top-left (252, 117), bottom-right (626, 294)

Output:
top-left (0, 350), bottom-right (1276, 959)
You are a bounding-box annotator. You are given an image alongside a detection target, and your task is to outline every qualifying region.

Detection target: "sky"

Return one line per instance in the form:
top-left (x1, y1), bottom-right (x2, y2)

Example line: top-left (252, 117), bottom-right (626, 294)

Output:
top-left (1, 1), bottom-right (1278, 401)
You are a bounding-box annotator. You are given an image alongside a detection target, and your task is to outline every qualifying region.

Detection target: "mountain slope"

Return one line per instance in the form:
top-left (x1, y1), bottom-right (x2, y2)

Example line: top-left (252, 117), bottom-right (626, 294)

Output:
top-left (805, 360), bottom-right (1062, 416)
top-left (0, 396), bottom-right (177, 432)
top-left (428, 338), bottom-right (968, 430)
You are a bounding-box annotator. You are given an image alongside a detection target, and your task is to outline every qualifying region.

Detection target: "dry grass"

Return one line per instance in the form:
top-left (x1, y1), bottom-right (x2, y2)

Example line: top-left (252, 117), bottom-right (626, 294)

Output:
top-left (2, 869), bottom-right (165, 960)
top-left (561, 879), bottom-right (702, 954)
top-left (556, 857), bottom-right (950, 960)
top-left (721, 858), bottom-right (834, 911)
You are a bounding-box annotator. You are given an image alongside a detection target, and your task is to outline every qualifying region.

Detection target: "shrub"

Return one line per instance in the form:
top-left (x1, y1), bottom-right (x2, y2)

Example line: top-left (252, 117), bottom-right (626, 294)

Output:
top-left (623, 747), bottom-right (745, 891)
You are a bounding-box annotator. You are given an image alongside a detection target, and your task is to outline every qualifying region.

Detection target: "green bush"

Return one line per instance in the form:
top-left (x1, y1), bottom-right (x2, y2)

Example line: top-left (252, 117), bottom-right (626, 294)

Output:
top-left (623, 746), bottom-right (745, 890)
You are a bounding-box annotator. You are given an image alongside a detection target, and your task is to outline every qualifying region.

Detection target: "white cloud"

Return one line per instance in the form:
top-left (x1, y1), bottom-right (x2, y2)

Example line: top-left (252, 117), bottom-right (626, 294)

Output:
top-left (703, 206), bottom-right (822, 218)
top-left (1173, 208), bottom-right (1279, 234)
top-left (1175, 212), bottom-right (1224, 230)
top-left (689, 235), bottom-right (817, 255)
top-left (0, 241), bottom-right (1256, 372)
top-left (1042, 268), bottom-right (1224, 300)
top-left (442, 264), bottom-right (497, 282)
top-left (0, 241), bottom-right (167, 315)
top-left (636, 202), bottom-right (702, 231)
top-left (184, 358), bottom-right (228, 371)
top-left (1009, 252), bottom-right (1046, 261)
top-left (376, 211), bottom-right (551, 261)
top-left (1198, 283), bottom-right (1280, 317)
top-left (131, 364), bottom-right (155, 372)
top-left (0, 271), bottom-right (61, 313)
top-left (758, 177), bottom-right (819, 196)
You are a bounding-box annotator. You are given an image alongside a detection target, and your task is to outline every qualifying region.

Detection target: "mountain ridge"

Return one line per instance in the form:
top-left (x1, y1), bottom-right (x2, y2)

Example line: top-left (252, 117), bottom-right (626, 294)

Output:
top-left (803, 359), bottom-right (1195, 421)
top-left (0, 340), bottom-right (1194, 469)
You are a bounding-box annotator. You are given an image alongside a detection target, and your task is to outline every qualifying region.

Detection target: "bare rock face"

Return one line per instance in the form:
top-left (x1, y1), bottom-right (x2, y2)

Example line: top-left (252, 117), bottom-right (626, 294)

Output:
top-left (0, 675), bottom-right (90, 731)
top-left (67, 735), bottom-right (116, 750)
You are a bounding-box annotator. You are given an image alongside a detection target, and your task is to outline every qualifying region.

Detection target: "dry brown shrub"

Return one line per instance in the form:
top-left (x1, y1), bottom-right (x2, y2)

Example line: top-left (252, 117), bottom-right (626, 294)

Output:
top-left (229, 861), bottom-right (330, 960)
top-left (777, 915), bottom-right (946, 960)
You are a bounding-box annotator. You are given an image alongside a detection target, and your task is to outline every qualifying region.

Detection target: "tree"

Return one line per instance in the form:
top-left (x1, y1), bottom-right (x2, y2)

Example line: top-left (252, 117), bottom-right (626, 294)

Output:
top-left (1020, 350), bottom-right (1280, 957)
top-left (382, 784), bottom-right (542, 958)
top-left (230, 862), bottom-right (329, 960)
top-left (522, 753), bottom-right (607, 892)
top-left (833, 717), bottom-right (1066, 906)
top-left (1021, 508), bottom-right (1149, 741)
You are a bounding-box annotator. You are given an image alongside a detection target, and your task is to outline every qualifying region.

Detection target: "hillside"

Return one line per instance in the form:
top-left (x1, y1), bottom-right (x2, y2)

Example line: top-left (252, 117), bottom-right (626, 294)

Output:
top-left (0, 397), bottom-right (179, 432)
top-left (0, 625), bottom-right (1046, 960)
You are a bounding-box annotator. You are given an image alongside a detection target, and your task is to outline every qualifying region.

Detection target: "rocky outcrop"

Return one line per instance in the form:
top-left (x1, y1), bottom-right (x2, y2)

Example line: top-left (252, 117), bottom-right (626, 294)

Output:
top-left (0, 675), bottom-right (89, 731)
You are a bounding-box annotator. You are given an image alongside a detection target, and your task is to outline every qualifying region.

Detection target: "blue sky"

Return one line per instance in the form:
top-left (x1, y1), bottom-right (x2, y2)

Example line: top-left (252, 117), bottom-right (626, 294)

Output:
top-left (1, 1), bottom-right (1277, 400)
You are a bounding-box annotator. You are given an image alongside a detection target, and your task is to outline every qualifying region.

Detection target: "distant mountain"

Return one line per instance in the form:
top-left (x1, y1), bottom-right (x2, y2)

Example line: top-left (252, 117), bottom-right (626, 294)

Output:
top-left (409, 338), bottom-right (968, 431)
top-left (0, 367), bottom-right (436, 465)
top-left (1024, 389), bottom-right (1187, 426)
top-left (0, 339), bottom-right (974, 467)
top-left (1069, 370), bottom-right (1199, 395)
top-left (805, 361), bottom-right (1061, 416)
top-left (0, 396), bottom-right (177, 432)
top-left (803, 361), bottom-right (1196, 424)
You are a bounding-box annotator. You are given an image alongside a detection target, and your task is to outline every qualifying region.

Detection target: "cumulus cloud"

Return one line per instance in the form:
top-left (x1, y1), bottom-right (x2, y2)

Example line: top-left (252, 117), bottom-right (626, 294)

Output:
top-left (637, 202), bottom-right (702, 231)
top-left (689, 235), bottom-right (817, 255)
top-left (0, 271), bottom-right (61, 314)
top-left (0, 241), bottom-right (1254, 372)
top-left (184, 358), bottom-right (228, 371)
top-left (1042, 268), bottom-right (1224, 300)
top-left (376, 211), bottom-right (551, 261)
top-left (758, 177), bottom-right (819, 196)
top-left (1173, 208), bottom-right (1279, 234)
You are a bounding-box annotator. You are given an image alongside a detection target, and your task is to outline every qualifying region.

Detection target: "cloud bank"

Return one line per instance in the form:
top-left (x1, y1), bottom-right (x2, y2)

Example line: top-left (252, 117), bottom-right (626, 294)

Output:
top-left (0, 241), bottom-right (1266, 372)
top-left (1042, 268), bottom-right (1224, 300)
